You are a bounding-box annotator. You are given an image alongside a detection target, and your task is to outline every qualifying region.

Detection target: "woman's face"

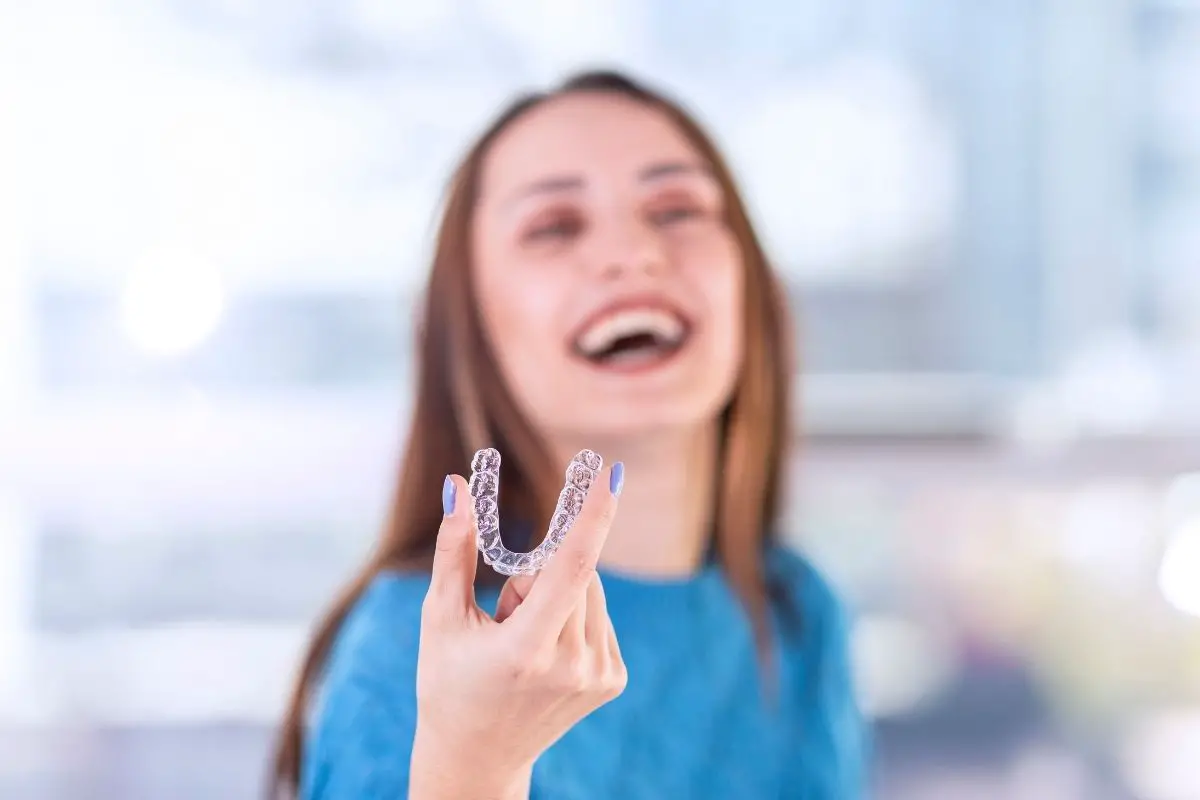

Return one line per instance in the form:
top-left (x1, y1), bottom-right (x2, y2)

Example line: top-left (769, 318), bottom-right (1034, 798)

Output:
top-left (471, 92), bottom-right (744, 445)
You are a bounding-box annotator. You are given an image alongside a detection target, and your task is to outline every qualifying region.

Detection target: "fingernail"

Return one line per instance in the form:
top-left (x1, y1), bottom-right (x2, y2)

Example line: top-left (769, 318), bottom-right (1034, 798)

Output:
top-left (442, 476), bottom-right (456, 515)
top-left (609, 462), bottom-right (625, 497)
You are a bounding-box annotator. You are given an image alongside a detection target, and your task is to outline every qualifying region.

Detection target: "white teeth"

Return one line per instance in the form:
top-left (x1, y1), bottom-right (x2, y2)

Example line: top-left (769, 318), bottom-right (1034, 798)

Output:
top-left (575, 308), bottom-right (685, 356)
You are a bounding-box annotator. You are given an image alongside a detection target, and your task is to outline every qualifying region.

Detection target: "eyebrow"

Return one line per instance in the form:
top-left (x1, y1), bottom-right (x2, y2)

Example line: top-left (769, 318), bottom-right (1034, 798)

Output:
top-left (502, 160), bottom-right (713, 209)
top-left (638, 160), bottom-right (711, 182)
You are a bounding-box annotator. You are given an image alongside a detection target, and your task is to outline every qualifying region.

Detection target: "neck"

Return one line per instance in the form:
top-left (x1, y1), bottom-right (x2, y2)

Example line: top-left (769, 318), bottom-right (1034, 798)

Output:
top-left (552, 425), bottom-right (719, 579)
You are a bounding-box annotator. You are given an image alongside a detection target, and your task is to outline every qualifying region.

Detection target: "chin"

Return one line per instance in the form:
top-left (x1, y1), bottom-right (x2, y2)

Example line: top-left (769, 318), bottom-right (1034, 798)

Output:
top-left (563, 387), bottom-right (731, 443)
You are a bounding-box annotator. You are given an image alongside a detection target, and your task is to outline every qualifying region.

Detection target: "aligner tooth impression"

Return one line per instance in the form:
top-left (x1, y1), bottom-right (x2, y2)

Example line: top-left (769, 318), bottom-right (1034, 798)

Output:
top-left (466, 448), bottom-right (602, 576)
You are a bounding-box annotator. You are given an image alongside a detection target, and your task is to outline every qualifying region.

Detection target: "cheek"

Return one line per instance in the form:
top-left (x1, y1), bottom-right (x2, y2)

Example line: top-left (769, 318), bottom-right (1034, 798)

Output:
top-left (678, 231), bottom-right (744, 335)
top-left (681, 235), bottom-right (745, 397)
top-left (474, 263), bottom-right (571, 394)
top-left (714, 266), bottom-right (746, 369)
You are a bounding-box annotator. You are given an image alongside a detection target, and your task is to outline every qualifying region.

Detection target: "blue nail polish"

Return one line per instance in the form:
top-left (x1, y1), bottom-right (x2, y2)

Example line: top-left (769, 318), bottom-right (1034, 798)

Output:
top-left (442, 476), bottom-right (456, 515)
top-left (609, 462), bottom-right (625, 496)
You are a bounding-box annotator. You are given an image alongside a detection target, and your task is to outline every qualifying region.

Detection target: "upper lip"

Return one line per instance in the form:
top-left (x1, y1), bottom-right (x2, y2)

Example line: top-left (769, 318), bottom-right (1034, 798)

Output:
top-left (568, 293), bottom-right (693, 355)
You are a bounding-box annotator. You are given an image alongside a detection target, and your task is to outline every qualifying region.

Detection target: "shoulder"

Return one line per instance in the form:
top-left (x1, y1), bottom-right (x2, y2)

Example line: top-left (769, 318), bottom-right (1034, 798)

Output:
top-left (762, 544), bottom-right (858, 696)
top-left (765, 544), bottom-right (840, 604)
top-left (765, 545), bottom-right (870, 796)
top-left (764, 544), bottom-right (849, 640)
top-left (314, 570), bottom-right (430, 722)
top-left (301, 571), bottom-right (430, 799)
top-left (762, 544), bottom-right (855, 681)
top-left (325, 571), bottom-right (430, 682)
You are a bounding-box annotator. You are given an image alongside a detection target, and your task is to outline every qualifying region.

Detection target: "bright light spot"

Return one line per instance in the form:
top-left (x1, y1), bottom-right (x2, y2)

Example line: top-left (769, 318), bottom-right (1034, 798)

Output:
top-left (852, 614), bottom-right (957, 719)
top-left (1120, 709), bottom-right (1200, 800)
top-left (1159, 517), bottom-right (1200, 617)
top-left (119, 247), bottom-right (226, 357)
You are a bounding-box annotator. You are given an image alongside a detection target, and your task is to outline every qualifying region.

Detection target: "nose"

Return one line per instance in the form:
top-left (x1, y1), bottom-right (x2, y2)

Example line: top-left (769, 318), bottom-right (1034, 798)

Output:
top-left (589, 213), bottom-right (666, 281)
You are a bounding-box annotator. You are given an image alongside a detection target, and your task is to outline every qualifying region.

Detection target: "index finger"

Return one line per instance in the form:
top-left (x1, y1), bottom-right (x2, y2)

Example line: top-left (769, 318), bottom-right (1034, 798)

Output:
top-left (513, 461), bottom-right (623, 637)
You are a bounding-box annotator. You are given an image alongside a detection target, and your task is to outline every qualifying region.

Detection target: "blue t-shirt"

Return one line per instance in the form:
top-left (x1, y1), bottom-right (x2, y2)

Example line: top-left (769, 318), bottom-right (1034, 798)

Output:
top-left (302, 545), bottom-right (868, 798)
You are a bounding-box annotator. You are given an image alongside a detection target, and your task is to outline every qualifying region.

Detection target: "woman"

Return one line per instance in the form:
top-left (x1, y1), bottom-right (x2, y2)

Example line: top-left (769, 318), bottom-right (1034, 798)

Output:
top-left (272, 69), bottom-right (868, 799)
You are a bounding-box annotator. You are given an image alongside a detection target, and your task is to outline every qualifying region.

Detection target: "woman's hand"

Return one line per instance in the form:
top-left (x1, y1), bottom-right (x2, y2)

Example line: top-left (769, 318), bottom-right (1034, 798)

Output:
top-left (409, 469), bottom-right (627, 800)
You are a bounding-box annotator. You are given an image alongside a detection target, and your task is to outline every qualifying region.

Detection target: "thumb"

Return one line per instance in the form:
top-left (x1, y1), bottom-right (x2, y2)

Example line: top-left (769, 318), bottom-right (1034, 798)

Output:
top-left (494, 574), bottom-right (536, 624)
top-left (426, 475), bottom-right (477, 616)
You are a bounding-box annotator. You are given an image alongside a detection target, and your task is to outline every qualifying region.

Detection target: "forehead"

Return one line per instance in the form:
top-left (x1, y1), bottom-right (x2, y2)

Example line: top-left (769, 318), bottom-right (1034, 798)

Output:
top-left (477, 92), bottom-right (705, 201)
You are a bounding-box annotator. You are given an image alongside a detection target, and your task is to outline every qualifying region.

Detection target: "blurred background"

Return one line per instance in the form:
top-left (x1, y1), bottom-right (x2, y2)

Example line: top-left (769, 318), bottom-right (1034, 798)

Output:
top-left (1, 1), bottom-right (1198, 798)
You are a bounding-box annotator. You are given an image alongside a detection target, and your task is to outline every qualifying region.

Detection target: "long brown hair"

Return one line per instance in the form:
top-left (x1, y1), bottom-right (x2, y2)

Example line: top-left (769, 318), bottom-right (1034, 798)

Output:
top-left (270, 69), bottom-right (794, 796)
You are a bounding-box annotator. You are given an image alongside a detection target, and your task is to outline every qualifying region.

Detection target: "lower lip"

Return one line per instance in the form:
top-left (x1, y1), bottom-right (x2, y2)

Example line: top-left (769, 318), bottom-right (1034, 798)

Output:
top-left (575, 342), bottom-right (687, 375)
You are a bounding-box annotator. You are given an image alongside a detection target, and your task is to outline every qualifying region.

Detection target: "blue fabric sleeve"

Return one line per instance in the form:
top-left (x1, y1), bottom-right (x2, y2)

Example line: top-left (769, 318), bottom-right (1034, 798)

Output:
top-left (301, 577), bottom-right (427, 800)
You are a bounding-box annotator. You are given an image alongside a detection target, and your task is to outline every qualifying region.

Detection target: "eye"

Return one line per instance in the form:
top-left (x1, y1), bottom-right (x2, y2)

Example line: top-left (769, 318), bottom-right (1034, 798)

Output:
top-left (646, 188), bottom-right (713, 227)
top-left (650, 206), bottom-right (703, 226)
top-left (523, 212), bottom-right (584, 243)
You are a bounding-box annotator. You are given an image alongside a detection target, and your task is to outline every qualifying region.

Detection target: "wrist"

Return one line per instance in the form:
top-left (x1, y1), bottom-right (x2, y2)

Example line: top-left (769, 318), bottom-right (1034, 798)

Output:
top-left (410, 727), bottom-right (532, 800)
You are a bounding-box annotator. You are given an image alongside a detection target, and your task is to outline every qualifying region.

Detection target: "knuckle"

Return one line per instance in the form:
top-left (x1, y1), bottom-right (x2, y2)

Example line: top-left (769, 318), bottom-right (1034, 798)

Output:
top-left (554, 654), bottom-right (592, 694)
top-left (569, 554), bottom-right (595, 587)
top-left (592, 485), bottom-right (618, 516)
top-left (578, 489), bottom-right (613, 522)
top-left (578, 503), bottom-right (613, 539)
top-left (608, 661), bottom-right (629, 697)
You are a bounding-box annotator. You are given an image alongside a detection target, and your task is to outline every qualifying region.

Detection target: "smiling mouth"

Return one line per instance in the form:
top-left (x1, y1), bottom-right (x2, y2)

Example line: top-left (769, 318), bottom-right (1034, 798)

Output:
top-left (570, 305), bottom-right (692, 371)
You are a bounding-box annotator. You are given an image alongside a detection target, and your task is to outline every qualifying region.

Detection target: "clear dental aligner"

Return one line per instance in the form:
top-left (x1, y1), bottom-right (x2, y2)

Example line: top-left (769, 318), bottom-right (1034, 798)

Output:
top-left (469, 447), bottom-right (602, 576)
